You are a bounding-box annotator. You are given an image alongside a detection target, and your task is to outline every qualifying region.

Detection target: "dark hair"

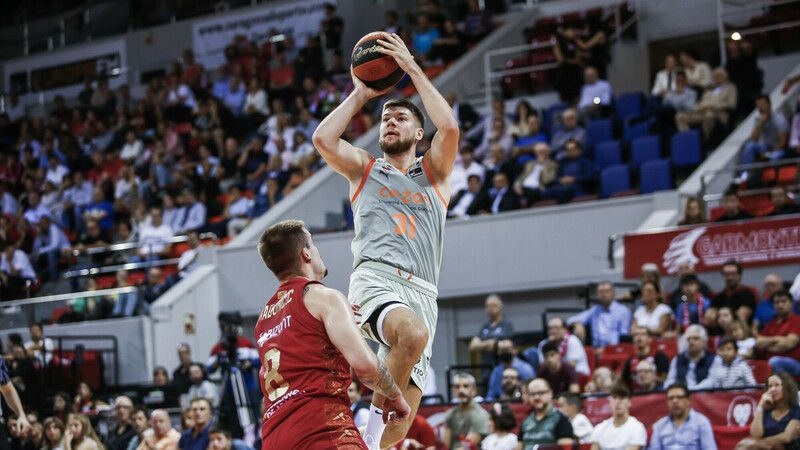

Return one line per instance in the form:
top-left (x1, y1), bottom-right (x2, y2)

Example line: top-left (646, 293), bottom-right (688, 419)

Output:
top-left (29, 322), bottom-right (44, 331)
top-left (666, 382), bottom-right (690, 398)
top-left (565, 138), bottom-right (582, 150)
top-left (188, 363), bottom-right (206, 378)
top-left (153, 366), bottom-right (168, 378)
top-left (723, 186), bottom-right (739, 199)
top-left (767, 372), bottom-right (799, 409)
top-left (258, 220), bottom-right (310, 275)
top-left (8, 333), bottom-right (23, 347)
top-left (383, 98), bottom-right (425, 129)
top-left (542, 341), bottom-right (560, 355)
top-left (756, 94), bottom-right (770, 105)
top-left (720, 259), bottom-right (742, 274)
top-left (489, 403), bottom-right (517, 432)
top-left (641, 280), bottom-right (661, 293)
top-left (132, 406), bottom-right (149, 418)
top-left (717, 337), bottom-right (738, 351)
top-left (610, 383), bottom-right (631, 399)
top-left (675, 70), bottom-right (687, 78)
top-left (772, 289), bottom-right (792, 303)
top-left (208, 426), bottom-right (232, 439)
top-left (680, 273), bottom-right (699, 286)
top-left (560, 392), bottom-right (583, 411)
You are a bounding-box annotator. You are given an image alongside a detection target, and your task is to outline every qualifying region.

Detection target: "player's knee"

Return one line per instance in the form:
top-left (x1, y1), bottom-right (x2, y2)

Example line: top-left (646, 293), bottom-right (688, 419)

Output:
top-left (399, 325), bottom-right (428, 356)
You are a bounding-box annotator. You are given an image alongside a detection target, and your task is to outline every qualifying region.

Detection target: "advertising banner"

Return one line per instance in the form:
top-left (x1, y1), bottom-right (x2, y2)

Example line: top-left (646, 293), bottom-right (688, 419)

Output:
top-left (192, 0), bottom-right (330, 69)
top-left (623, 216), bottom-right (800, 278)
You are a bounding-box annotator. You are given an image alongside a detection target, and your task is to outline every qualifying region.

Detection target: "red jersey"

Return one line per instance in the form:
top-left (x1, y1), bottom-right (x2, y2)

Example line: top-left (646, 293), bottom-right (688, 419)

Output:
top-left (255, 277), bottom-right (356, 444)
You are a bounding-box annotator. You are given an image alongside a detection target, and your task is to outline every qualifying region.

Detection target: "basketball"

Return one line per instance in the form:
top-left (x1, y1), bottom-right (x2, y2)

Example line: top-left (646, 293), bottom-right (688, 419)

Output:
top-left (351, 31), bottom-right (405, 90)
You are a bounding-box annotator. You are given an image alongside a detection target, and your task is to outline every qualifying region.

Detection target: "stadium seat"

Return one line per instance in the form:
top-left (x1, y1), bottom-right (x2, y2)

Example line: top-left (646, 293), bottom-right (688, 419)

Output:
top-left (640, 159), bottom-right (672, 194)
top-left (670, 129), bottom-right (702, 168)
top-left (709, 205), bottom-right (726, 221)
top-left (654, 340), bottom-right (678, 360)
top-left (600, 164), bottom-right (631, 198)
top-left (594, 140), bottom-right (622, 170)
top-left (630, 135), bottom-right (660, 170)
top-left (603, 343), bottom-right (636, 356)
top-left (623, 118), bottom-right (652, 141)
top-left (615, 92), bottom-right (643, 120)
top-left (777, 165), bottom-right (798, 186)
top-left (543, 103), bottom-right (570, 137)
top-left (587, 118), bottom-right (614, 147)
top-left (584, 346), bottom-right (597, 372)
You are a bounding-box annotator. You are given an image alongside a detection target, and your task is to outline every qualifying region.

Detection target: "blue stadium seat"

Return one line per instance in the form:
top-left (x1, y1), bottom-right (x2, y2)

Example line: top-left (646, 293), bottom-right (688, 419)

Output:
top-left (594, 140), bottom-right (622, 170)
top-left (671, 129), bottom-right (703, 168)
top-left (630, 135), bottom-right (660, 170)
top-left (586, 118), bottom-right (614, 147)
top-left (623, 118), bottom-right (652, 141)
top-left (601, 164), bottom-right (631, 198)
top-left (615, 92), bottom-right (643, 119)
top-left (640, 159), bottom-right (672, 194)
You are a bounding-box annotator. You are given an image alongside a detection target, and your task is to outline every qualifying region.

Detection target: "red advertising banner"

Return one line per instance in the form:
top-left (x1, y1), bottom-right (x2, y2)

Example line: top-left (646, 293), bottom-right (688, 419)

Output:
top-left (623, 216), bottom-right (800, 278)
top-left (417, 389), bottom-right (761, 444)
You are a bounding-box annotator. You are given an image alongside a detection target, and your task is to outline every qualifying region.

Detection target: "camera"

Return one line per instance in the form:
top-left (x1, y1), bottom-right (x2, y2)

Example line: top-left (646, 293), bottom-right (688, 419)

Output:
top-left (218, 311), bottom-right (243, 370)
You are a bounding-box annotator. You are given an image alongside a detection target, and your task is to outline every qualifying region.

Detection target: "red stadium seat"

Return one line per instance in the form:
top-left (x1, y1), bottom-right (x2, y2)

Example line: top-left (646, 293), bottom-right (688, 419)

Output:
top-left (96, 275), bottom-right (115, 289)
top-left (604, 343), bottom-right (636, 356)
top-left (578, 373), bottom-right (591, 392)
top-left (654, 339), bottom-right (678, 360)
top-left (747, 360), bottom-right (770, 384)
top-left (777, 165), bottom-right (798, 186)
top-left (170, 242), bottom-right (191, 259)
top-left (709, 206), bottom-right (726, 221)
top-left (584, 346), bottom-right (597, 372)
top-left (128, 272), bottom-right (146, 285)
top-left (713, 426), bottom-right (750, 449)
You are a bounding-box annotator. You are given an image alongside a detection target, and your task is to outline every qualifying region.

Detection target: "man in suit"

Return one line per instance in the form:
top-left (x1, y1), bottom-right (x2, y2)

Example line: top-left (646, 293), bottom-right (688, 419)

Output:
top-left (480, 172), bottom-right (520, 214)
top-left (448, 174), bottom-right (487, 218)
top-left (514, 142), bottom-right (558, 205)
top-left (446, 92), bottom-right (479, 132)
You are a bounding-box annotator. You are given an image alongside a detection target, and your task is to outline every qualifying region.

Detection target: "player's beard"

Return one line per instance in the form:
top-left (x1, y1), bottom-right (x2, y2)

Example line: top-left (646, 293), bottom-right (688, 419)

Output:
top-left (380, 135), bottom-right (414, 155)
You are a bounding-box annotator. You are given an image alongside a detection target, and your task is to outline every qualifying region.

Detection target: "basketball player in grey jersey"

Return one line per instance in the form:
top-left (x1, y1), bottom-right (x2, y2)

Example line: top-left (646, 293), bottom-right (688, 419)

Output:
top-left (313, 32), bottom-right (458, 449)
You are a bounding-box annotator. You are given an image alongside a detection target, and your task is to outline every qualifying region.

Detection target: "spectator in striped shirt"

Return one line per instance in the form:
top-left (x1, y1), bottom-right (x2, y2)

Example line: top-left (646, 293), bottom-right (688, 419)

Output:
top-left (698, 338), bottom-right (756, 389)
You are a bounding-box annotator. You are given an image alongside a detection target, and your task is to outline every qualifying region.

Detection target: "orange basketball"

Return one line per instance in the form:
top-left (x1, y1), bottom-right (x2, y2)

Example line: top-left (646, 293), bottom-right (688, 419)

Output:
top-left (351, 32), bottom-right (405, 90)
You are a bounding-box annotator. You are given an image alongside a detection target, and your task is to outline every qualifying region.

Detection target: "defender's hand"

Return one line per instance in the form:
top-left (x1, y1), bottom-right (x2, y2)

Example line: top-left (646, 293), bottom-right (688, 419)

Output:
top-left (382, 393), bottom-right (411, 425)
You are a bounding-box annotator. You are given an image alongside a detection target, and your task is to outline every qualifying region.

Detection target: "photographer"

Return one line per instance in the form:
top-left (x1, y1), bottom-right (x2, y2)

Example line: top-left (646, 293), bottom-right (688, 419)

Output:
top-left (205, 313), bottom-right (260, 441)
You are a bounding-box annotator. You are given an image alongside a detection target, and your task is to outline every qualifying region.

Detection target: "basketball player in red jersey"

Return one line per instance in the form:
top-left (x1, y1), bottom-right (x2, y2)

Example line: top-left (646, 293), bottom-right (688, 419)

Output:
top-left (255, 220), bottom-right (410, 449)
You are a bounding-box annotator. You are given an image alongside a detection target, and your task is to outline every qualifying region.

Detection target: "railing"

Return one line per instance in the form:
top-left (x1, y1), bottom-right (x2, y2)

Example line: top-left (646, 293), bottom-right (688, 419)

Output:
top-left (50, 335), bottom-right (120, 388)
top-left (482, 3), bottom-right (637, 106)
top-left (71, 232), bottom-right (217, 257)
top-left (717, 0), bottom-right (800, 66)
top-left (699, 156), bottom-right (800, 203)
top-left (0, 286), bottom-right (139, 326)
top-left (62, 258), bottom-right (182, 279)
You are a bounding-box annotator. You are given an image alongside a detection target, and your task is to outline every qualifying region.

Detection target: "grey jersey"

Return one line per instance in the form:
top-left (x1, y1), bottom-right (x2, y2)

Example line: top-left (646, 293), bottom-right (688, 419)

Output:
top-left (351, 157), bottom-right (447, 285)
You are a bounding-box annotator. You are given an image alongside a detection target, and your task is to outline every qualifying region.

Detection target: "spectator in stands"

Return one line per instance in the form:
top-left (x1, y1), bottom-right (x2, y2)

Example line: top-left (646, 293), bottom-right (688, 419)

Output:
top-left (632, 360), bottom-right (663, 392)
top-left (400, 415), bottom-right (437, 450)
top-left (700, 338), bottom-right (755, 388)
top-left (475, 117), bottom-right (513, 162)
top-left (553, 26), bottom-right (583, 104)
top-left (74, 381), bottom-right (107, 413)
top-left (448, 174), bottom-right (485, 218)
top-left (110, 270), bottom-right (143, 317)
top-left (622, 326), bottom-right (670, 387)
top-left (588, 384), bottom-right (647, 449)
top-left (740, 94), bottom-right (789, 165)
top-left (126, 406), bottom-right (149, 450)
top-left (83, 187), bottom-right (114, 232)
top-left (710, 259), bottom-right (757, 325)
top-left (677, 196), bottom-right (707, 226)
top-left (164, 76), bottom-right (197, 123)
top-left (450, 145), bottom-right (485, 195)
top-left (736, 372), bottom-right (800, 449)
top-left (443, 373), bottom-right (490, 450)
top-left (173, 343), bottom-right (193, 395)
top-left (631, 281), bottom-right (674, 338)
top-left (346, 380), bottom-right (370, 429)
top-left (137, 207), bottom-right (173, 261)
top-left (0, 241), bottom-right (36, 299)
top-left (649, 383), bottom-right (717, 450)
top-left (429, 19), bottom-right (467, 64)
top-left (511, 116), bottom-right (547, 158)
top-left (679, 51), bottom-right (712, 91)
top-left (23, 191), bottom-right (51, 225)
top-left (756, 290), bottom-right (800, 376)
top-left (536, 341), bottom-right (579, 396)
top-left (64, 413), bottom-right (103, 450)
top-left (139, 409), bottom-right (180, 450)
top-left (651, 54), bottom-right (678, 97)
top-left (507, 100), bottom-right (536, 141)
top-left (412, 13), bottom-right (441, 61)
top-left (668, 263), bottom-right (711, 313)
top-left (664, 324), bottom-right (721, 389)
top-left (120, 131), bottom-right (144, 164)
top-left (753, 273), bottom-right (785, 334)
top-left (33, 215), bottom-right (72, 282)
top-left (178, 398), bottom-right (213, 450)
top-left (638, 70), bottom-right (698, 131)
top-left (577, 66), bottom-right (612, 125)
top-left (538, 316), bottom-right (590, 375)
top-left (463, 0), bottom-right (493, 44)
top-left (550, 108), bottom-right (586, 158)
top-left (518, 378), bottom-right (574, 448)
top-left (486, 338), bottom-right (535, 401)
top-left (42, 417), bottom-right (65, 450)
top-left (568, 281), bottom-right (631, 348)
top-left (105, 396), bottom-right (136, 450)
top-left (584, 367), bottom-right (616, 394)
top-left (716, 186), bottom-right (753, 222)
top-left (513, 142), bottom-right (557, 206)
top-left (24, 322), bottom-right (54, 366)
top-left (545, 139), bottom-right (592, 204)
top-left (7, 343), bottom-right (39, 408)
top-left (498, 367), bottom-right (522, 401)
top-left (480, 403), bottom-right (517, 449)
top-left (675, 67), bottom-right (737, 140)
top-left (183, 363), bottom-right (218, 409)
top-left (153, 366), bottom-right (169, 386)
top-left (465, 99), bottom-right (510, 146)
top-left (556, 393), bottom-right (592, 444)
top-left (141, 267), bottom-right (168, 306)
top-left (675, 273), bottom-right (712, 333)
top-left (768, 185), bottom-right (800, 216)
top-left (221, 77), bottom-right (246, 117)
top-left (731, 319), bottom-right (756, 359)
top-left (483, 172), bottom-right (520, 214)
top-left (207, 427), bottom-right (254, 450)
top-left (470, 294), bottom-right (513, 390)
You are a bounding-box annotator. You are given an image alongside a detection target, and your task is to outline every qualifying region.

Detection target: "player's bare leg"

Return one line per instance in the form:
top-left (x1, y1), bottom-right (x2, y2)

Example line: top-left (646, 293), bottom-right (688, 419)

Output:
top-left (365, 307), bottom-right (429, 449)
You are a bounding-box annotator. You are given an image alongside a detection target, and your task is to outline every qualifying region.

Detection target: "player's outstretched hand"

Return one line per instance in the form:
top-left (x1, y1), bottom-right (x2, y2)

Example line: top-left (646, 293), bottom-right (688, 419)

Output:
top-left (350, 66), bottom-right (391, 100)
top-left (376, 33), bottom-right (416, 75)
top-left (382, 393), bottom-right (411, 425)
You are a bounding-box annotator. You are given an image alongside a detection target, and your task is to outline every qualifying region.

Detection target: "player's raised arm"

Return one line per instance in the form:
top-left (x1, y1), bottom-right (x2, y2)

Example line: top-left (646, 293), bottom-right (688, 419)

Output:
top-left (312, 70), bottom-right (385, 183)
top-left (377, 33), bottom-right (460, 183)
top-left (304, 283), bottom-right (410, 424)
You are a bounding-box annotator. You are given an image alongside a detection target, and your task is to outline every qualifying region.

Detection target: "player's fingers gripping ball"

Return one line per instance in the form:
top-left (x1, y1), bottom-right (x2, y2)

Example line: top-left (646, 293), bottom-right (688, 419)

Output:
top-left (351, 32), bottom-right (406, 90)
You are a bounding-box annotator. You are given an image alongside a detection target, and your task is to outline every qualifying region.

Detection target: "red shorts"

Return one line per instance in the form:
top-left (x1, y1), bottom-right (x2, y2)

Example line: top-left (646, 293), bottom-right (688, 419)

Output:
top-left (263, 398), bottom-right (367, 449)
